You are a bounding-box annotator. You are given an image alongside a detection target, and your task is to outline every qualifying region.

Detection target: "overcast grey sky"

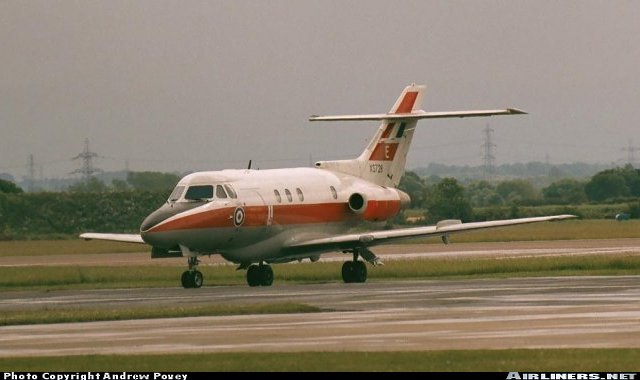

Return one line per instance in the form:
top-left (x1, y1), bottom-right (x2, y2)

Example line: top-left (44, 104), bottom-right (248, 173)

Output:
top-left (2, 1), bottom-right (640, 179)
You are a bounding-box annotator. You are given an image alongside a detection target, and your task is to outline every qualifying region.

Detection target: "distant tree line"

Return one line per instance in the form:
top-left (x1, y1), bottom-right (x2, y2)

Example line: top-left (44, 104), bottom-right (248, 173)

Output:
top-left (399, 164), bottom-right (640, 223)
top-left (0, 171), bottom-right (178, 240)
top-left (1, 167), bottom-right (640, 240)
top-left (0, 190), bottom-right (167, 240)
top-left (68, 171), bottom-right (181, 192)
top-left (414, 162), bottom-right (614, 183)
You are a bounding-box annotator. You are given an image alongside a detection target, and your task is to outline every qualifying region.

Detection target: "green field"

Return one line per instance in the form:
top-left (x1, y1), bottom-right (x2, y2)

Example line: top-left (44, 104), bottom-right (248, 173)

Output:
top-left (2, 254), bottom-right (639, 291)
top-left (2, 219), bottom-right (638, 257)
top-left (0, 303), bottom-right (321, 326)
top-left (1, 350), bottom-right (638, 371)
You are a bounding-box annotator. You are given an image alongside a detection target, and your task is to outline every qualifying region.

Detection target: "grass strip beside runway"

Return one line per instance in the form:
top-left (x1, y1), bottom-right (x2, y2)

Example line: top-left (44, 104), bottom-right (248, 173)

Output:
top-left (1, 254), bottom-right (639, 290)
top-left (0, 349), bottom-right (638, 371)
top-left (0, 303), bottom-right (321, 326)
top-left (2, 220), bottom-right (639, 257)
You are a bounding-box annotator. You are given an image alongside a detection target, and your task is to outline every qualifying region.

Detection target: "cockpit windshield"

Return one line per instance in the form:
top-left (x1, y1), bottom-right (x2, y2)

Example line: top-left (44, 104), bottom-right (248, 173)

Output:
top-left (168, 186), bottom-right (185, 202)
top-left (224, 184), bottom-right (237, 199)
top-left (184, 185), bottom-right (214, 201)
top-left (171, 183), bottom-right (238, 202)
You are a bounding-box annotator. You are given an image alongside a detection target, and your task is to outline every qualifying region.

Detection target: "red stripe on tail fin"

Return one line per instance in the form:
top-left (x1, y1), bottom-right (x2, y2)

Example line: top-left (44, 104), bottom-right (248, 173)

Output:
top-left (369, 142), bottom-right (399, 161)
top-left (381, 123), bottom-right (395, 138)
top-left (394, 91), bottom-right (418, 113)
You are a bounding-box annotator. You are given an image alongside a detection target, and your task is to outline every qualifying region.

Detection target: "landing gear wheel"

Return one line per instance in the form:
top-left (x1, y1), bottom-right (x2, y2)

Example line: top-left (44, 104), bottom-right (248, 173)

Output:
top-left (246, 264), bottom-right (274, 287)
top-left (342, 260), bottom-right (367, 283)
top-left (247, 265), bottom-right (261, 287)
top-left (181, 270), bottom-right (204, 289)
top-left (181, 256), bottom-right (203, 289)
top-left (192, 270), bottom-right (203, 288)
top-left (342, 261), bottom-right (355, 283)
top-left (259, 265), bottom-right (274, 286)
top-left (353, 261), bottom-right (367, 283)
top-left (181, 271), bottom-right (193, 288)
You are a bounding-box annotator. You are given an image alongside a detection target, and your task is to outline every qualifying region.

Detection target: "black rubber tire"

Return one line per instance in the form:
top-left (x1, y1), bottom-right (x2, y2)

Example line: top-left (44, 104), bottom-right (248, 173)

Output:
top-left (341, 261), bottom-right (355, 283)
top-left (181, 271), bottom-right (194, 288)
top-left (259, 265), bottom-right (274, 286)
top-left (353, 261), bottom-right (367, 283)
top-left (247, 265), bottom-right (261, 287)
top-left (193, 270), bottom-right (204, 288)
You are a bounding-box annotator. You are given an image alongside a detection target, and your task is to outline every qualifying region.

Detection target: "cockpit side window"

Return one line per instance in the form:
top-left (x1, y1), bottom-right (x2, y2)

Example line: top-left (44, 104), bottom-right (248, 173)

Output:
top-left (216, 185), bottom-right (228, 199)
top-left (224, 184), bottom-right (238, 199)
top-left (185, 185), bottom-right (214, 200)
top-left (168, 186), bottom-right (185, 202)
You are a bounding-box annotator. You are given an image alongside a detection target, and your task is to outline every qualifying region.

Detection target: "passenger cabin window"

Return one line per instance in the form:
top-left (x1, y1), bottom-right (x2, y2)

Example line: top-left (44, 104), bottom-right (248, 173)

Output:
top-left (185, 185), bottom-right (214, 201)
top-left (224, 184), bottom-right (237, 199)
top-left (296, 188), bottom-right (304, 202)
top-left (216, 185), bottom-right (228, 199)
top-left (285, 189), bottom-right (293, 202)
top-left (274, 189), bottom-right (282, 203)
top-left (168, 186), bottom-right (185, 202)
top-left (330, 185), bottom-right (337, 200)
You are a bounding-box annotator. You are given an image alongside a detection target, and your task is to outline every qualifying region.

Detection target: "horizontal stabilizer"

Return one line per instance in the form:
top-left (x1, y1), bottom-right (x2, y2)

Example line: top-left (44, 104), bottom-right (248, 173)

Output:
top-left (309, 108), bottom-right (526, 122)
top-left (80, 232), bottom-right (145, 244)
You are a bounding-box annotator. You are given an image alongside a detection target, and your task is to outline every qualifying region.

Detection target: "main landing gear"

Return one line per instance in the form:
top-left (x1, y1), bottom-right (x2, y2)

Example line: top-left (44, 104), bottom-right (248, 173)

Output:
top-left (181, 256), bottom-right (203, 289)
top-left (342, 260), bottom-right (367, 283)
top-left (341, 246), bottom-right (381, 284)
top-left (246, 263), bottom-right (274, 287)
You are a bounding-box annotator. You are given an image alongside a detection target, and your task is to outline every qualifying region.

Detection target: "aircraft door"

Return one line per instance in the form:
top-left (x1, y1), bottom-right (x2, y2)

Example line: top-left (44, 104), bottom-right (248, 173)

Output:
top-left (240, 189), bottom-right (272, 233)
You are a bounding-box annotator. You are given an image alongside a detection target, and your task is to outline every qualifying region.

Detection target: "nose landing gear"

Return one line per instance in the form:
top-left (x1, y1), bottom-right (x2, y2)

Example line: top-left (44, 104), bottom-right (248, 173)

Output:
top-left (181, 256), bottom-right (203, 288)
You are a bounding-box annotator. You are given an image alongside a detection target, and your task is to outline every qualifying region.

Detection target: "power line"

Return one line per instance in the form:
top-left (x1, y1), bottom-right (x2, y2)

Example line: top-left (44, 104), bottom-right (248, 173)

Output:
top-left (621, 139), bottom-right (640, 167)
top-left (481, 124), bottom-right (495, 179)
top-left (27, 154), bottom-right (35, 192)
top-left (71, 138), bottom-right (102, 181)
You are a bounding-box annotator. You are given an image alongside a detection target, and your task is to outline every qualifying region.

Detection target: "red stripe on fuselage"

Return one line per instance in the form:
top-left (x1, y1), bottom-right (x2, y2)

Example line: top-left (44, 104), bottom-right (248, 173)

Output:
top-left (394, 91), bottom-right (418, 113)
top-left (146, 201), bottom-right (401, 233)
top-left (272, 203), bottom-right (349, 225)
top-left (362, 199), bottom-right (401, 221)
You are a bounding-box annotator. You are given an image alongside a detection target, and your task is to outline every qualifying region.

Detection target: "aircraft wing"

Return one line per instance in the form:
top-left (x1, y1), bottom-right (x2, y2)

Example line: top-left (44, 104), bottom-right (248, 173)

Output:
top-left (285, 215), bottom-right (576, 254)
top-left (80, 233), bottom-right (145, 244)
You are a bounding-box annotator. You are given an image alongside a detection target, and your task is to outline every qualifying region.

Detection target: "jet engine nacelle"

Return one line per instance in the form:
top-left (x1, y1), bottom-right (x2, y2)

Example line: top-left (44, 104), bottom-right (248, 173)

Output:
top-left (347, 188), bottom-right (410, 222)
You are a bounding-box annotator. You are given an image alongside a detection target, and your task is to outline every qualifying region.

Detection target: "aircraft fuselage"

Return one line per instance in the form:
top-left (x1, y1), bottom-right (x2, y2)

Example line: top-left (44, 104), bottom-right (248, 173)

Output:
top-left (140, 167), bottom-right (408, 264)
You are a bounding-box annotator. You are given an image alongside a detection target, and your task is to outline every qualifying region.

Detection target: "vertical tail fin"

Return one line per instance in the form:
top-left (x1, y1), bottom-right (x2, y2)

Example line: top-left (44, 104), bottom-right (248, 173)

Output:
top-left (314, 84), bottom-right (425, 187)
top-left (356, 84), bottom-right (425, 186)
top-left (311, 84), bottom-right (525, 187)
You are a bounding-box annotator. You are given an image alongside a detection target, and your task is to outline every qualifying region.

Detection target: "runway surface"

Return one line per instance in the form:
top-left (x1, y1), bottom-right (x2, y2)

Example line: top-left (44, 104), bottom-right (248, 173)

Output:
top-left (1, 239), bottom-right (640, 357)
top-left (2, 276), bottom-right (640, 356)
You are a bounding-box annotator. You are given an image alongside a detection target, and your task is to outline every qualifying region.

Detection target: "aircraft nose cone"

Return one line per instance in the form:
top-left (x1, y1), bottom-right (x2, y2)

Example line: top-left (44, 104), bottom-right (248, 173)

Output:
top-left (140, 210), bottom-right (166, 232)
top-left (140, 201), bottom-right (205, 232)
top-left (141, 208), bottom-right (168, 232)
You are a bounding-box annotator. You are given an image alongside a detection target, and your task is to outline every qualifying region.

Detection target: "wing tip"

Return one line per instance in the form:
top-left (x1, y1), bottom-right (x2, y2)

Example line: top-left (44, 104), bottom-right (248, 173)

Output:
top-left (507, 108), bottom-right (528, 115)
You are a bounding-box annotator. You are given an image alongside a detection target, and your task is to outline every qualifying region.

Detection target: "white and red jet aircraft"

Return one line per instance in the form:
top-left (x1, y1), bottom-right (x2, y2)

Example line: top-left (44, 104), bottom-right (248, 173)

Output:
top-left (81, 84), bottom-right (574, 288)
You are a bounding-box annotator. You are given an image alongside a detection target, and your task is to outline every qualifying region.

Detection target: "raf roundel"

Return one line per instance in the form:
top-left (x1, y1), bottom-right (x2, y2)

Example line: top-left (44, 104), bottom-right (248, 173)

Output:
top-left (233, 207), bottom-right (245, 227)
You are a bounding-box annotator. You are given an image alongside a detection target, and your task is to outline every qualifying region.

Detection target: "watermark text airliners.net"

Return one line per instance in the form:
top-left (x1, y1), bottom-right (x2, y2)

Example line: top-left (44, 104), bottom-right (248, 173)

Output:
top-left (507, 373), bottom-right (636, 380)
